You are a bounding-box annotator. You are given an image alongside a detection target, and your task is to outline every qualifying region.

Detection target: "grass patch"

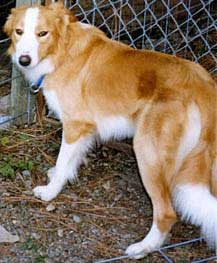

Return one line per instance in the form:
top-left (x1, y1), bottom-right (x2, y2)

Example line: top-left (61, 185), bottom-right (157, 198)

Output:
top-left (0, 154), bottom-right (33, 179)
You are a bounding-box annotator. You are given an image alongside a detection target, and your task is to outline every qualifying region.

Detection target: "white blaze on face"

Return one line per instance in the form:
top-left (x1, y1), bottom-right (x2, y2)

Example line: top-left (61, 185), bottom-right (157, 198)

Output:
top-left (14, 7), bottom-right (39, 68)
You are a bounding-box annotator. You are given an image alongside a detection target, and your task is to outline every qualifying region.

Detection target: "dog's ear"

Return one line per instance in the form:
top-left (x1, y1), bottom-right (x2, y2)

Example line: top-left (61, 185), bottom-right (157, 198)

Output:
top-left (49, 2), bottom-right (77, 23)
top-left (49, 2), bottom-right (77, 36)
top-left (4, 6), bottom-right (28, 37)
top-left (48, 2), bottom-right (65, 11)
top-left (4, 9), bottom-right (15, 36)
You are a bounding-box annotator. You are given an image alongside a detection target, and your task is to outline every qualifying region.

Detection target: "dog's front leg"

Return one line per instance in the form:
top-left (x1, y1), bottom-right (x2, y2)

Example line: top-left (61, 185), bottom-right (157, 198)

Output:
top-left (33, 122), bottom-right (94, 201)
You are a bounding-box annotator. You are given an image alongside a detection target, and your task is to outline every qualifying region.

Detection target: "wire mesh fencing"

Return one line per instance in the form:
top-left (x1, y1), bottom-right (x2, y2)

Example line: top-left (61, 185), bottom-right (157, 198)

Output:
top-left (0, 0), bottom-right (216, 129)
top-left (0, 0), bottom-right (217, 262)
top-left (69, 1), bottom-right (217, 262)
top-left (94, 238), bottom-right (217, 263)
top-left (69, 0), bottom-right (217, 73)
top-left (0, 0), bottom-right (15, 128)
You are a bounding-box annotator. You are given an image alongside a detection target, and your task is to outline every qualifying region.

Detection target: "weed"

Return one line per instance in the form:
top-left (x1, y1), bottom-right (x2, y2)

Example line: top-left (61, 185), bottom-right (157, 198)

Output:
top-left (0, 162), bottom-right (15, 178)
top-left (21, 237), bottom-right (38, 253)
top-left (0, 155), bottom-right (33, 179)
top-left (0, 136), bottom-right (9, 146)
top-left (33, 255), bottom-right (47, 263)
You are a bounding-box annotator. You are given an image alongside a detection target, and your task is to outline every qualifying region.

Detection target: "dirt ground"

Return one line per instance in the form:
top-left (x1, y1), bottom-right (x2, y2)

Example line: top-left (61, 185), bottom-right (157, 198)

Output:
top-left (0, 122), bottom-right (216, 263)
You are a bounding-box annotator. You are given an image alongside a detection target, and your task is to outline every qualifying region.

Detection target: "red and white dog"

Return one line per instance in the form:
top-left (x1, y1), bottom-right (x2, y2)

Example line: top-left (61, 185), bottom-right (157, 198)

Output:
top-left (4, 3), bottom-right (217, 259)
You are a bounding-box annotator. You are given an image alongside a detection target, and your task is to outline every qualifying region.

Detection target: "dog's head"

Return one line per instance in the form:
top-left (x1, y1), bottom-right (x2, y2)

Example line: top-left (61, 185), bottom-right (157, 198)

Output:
top-left (4, 3), bottom-right (77, 69)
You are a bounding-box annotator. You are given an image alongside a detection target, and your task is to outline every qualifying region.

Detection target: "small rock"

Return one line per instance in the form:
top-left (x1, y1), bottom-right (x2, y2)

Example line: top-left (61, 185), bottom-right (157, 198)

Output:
top-left (70, 193), bottom-right (78, 201)
top-left (22, 170), bottom-right (30, 177)
top-left (2, 192), bottom-right (10, 197)
top-left (102, 151), bottom-right (108, 157)
top-left (57, 229), bottom-right (64, 238)
top-left (48, 247), bottom-right (61, 257)
top-left (31, 232), bottom-right (41, 240)
top-left (102, 181), bottom-right (110, 191)
top-left (73, 215), bottom-right (81, 223)
top-left (25, 180), bottom-right (32, 189)
top-left (114, 193), bottom-right (123, 202)
top-left (46, 204), bottom-right (56, 212)
top-left (0, 225), bottom-right (19, 243)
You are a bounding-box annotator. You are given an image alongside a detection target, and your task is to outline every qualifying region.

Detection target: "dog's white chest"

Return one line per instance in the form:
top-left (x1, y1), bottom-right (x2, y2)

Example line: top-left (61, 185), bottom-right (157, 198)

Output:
top-left (43, 89), bottom-right (62, 120)
top-left (96, 116), bottom-right (135, 141)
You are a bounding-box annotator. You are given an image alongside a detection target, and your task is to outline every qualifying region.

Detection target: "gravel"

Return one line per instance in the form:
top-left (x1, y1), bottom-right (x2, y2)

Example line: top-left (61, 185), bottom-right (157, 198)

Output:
top-left (0, 124), bottom-right (215, 263)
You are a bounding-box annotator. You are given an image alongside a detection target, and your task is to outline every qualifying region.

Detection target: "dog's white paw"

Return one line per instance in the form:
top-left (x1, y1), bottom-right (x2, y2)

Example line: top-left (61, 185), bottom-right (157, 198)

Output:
top-left (126, 223), bottom-right (167, 259)
top-left (47, 166), bottom-right (56, 181)
top-left (125, 241), bottom-right (148, 259)
top-left (33, 185), bottom-right (57, 202)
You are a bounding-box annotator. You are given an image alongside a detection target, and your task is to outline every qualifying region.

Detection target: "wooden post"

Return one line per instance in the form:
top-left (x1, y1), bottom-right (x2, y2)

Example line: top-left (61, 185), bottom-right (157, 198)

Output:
top-left (10, 0), bottom-right (41, 126)
top-left (43, 0), bottom-right (64, 5)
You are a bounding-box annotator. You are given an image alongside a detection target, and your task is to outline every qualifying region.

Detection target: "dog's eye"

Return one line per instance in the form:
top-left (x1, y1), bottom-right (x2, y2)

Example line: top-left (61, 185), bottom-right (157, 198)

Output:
top-left (15, 29), bottom-right (23, 35)
top-left (38, 31), bottom-right (48, 37)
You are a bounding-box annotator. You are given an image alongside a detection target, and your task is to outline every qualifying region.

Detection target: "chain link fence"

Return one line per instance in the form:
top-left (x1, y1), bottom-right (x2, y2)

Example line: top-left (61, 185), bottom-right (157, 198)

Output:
top-left (0, 0), bottom-right (216, 129)
top-left (0, 0), bottom-right (16, 128)
top-left (0, 0), bottom-right (217, 262)
top-left (64, 1), bottom-right (217, 262)
top-left (69, 0), bottom-right (217, 73)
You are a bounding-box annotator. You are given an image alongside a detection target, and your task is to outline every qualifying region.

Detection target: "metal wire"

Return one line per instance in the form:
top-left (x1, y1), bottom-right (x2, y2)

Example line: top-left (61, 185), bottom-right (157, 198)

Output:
top-left (0, 0), bottom-right (216, 127)
top-left (0, 1), bottom-right (217, 262)
top-left (0, 75), bottom-right (21, 87)
top-left (0, 0), bottom-right (15, 9)
top-left (70, 0), bottom-right (217, 72)
top-left (94, 237), bottom-right (217, 263)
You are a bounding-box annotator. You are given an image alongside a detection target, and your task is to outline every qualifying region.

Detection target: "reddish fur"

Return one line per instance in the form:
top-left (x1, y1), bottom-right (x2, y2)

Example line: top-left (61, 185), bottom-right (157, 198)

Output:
top-left (4, 3), bottom-right (217, 237)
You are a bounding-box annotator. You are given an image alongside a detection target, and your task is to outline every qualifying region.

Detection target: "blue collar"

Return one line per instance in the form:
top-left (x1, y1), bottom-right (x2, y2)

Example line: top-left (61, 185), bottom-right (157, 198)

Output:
top-left (30, 75), bottom-right (45, 94)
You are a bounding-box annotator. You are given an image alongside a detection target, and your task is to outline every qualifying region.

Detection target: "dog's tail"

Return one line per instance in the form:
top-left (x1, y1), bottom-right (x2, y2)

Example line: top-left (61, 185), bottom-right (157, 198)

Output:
top-left (211, 82), bottom-right (217, 196)
top-left (173, 93), bottom-right (217, 248)
top-left (173, 184), bottom-right (217, 248)
top-left (172, 78), bottom-right (217, 248)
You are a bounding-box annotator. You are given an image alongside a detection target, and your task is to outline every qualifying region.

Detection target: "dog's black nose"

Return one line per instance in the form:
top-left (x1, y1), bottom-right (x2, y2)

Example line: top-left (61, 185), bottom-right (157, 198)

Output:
top-left (19, 55), bottom-right (31, 67)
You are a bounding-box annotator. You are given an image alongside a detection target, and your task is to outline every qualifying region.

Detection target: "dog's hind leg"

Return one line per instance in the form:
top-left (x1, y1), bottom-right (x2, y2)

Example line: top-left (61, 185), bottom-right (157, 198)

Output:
top-left (126, 102), bottom-right (185, 259)
top-left (126, 140), bottom-right (177, 258)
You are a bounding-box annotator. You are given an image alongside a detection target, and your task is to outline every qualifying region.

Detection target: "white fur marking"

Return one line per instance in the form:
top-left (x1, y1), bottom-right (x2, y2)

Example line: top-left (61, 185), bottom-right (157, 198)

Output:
top-left (126, 223), bottom-right (167, 259)
top-left (43, 89), bottom-right (62, 120)
top-left (173, 184), bottom-right (217, 248)
top-left (23, 58), bottom-right (54, 83)
top-left (96, 116), bottom-right (135, 141)
top-left (14, 8), bottom-right (39, 68)
top-left (78, 22), bottom-right (92, 29)
top-left (33, 133), bottom-right (93, 201)
top-left (175, 102), bottom-right (201, 173)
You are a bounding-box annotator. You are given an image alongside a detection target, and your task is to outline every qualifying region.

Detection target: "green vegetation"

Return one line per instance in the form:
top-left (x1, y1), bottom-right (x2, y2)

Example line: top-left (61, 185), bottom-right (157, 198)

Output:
top-left (0, 154), bottom-right (33, 179)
